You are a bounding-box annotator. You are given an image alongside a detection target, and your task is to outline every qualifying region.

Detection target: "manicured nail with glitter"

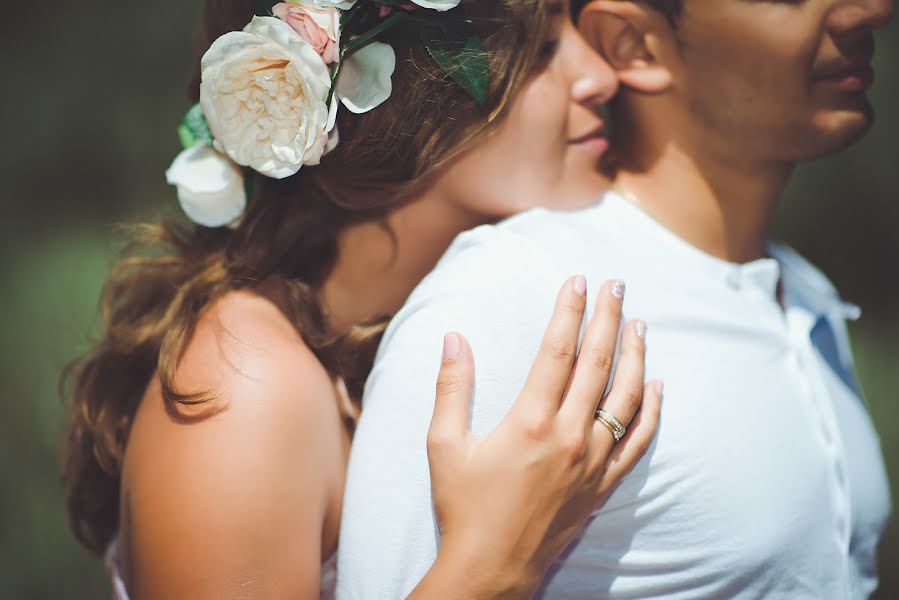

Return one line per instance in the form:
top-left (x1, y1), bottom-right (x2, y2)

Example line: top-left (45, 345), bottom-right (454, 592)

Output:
top-left (635, 320), bottom-right (647, 340)
top-left (573, 275), bottom-right (587, 297)
top-left (654, 380), bottom-right (664, 397)
top-left (611, 280), bottom-right (626, 300)
top-left (443, 332), bottom-right (461, 361)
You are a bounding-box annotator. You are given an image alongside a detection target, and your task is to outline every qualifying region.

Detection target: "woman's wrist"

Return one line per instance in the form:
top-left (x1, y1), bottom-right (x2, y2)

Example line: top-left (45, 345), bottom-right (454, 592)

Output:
top-left (410, 533), bottom-right (537, 600)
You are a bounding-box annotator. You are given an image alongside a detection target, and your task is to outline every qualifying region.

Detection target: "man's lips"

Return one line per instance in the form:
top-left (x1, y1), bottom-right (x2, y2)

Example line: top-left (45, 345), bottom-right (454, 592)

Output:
top-left (813, 36), bottom-right (876, 90)
top-left (814, 62), bottom-right (875, 92)
top-left (815, 56), bottom-right (874, 78)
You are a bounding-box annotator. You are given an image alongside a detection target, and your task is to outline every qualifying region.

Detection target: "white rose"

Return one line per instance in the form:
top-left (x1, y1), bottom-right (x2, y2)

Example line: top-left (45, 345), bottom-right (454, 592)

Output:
top-left (335, 42), bottom-right (397, 114)
top-left (324, 93), bottom-right (340, 154)
top-left (409, 0), bottom-right (461, 10)
top-left (166, 144), bottom-right (247, 228)
top-left (199, 16), bottom-right (333, 179)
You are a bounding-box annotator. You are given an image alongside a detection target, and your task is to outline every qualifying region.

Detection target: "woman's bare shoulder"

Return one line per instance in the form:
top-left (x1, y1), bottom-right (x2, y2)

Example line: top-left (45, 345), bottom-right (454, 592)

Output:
top-left (121, 289), bottom-right (346, 597)
top-left (128, 288), bottom-right (343, 438)
top-left (178, 288), bottom-right (332, 401)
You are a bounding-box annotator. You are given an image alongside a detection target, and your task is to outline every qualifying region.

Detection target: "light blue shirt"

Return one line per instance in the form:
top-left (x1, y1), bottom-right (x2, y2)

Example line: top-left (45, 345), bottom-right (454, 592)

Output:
top-left (337, 192), bottom-right (891, 599)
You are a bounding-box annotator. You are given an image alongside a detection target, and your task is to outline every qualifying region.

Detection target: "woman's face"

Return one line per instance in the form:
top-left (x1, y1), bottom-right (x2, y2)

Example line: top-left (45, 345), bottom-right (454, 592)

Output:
top-left (437, 0), bottom-right (618, 219)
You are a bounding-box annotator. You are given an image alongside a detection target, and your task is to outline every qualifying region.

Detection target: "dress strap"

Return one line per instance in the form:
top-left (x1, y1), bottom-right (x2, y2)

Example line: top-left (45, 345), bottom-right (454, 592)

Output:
top-left (334, 376), bottom-right (361, 427)
top-left (105, 539), bottom-right (130, 600)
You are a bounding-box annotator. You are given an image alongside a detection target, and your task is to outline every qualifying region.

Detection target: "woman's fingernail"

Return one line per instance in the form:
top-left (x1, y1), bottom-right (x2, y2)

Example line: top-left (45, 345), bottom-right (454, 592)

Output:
top-left (654, 380), bottom-right (664, 397)
top-left (443, 333), bottom-right (461, 360)
top-left (635, 320), bottom-right (647, 340)
top-left (573, 274), bottom-right (587, 296)
top-left (611, 280), bottom-right (625, 300)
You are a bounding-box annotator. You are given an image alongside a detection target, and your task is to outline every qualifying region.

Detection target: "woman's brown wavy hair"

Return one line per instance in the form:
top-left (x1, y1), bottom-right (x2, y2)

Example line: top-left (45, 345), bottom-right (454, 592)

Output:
top-left (61, 0), bottom-right (559, 555)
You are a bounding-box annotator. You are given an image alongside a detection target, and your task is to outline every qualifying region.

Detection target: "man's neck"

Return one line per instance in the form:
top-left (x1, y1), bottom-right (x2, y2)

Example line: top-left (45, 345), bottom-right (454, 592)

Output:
top-left (614, 139), bottom-right (794, 264)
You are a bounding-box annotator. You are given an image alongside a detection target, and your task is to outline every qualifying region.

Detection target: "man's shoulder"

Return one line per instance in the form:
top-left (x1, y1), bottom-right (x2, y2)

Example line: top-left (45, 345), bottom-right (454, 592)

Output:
top-left (374, 198), bottom-right (629, 368)
top-left (421, 198), bottom-right (625, 296)
top-left (381, 217), bottom-right (562, 355)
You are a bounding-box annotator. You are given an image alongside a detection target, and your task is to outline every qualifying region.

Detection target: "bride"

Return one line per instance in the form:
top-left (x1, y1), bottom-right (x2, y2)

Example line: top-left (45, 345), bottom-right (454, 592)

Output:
top-left (62, 0), bottom-right (662, 597)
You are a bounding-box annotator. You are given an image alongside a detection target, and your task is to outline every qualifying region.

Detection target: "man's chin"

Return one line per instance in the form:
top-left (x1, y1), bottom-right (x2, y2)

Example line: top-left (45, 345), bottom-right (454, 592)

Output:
top-left (803, 104), bottom-right (874, 159)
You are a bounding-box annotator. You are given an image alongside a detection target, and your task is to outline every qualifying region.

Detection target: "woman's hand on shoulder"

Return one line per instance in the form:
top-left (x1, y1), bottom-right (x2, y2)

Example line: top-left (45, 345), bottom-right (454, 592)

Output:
top-left (123, 291), bottom-right (344, 599)
top-left (416, 277), bottom-right (662, 599)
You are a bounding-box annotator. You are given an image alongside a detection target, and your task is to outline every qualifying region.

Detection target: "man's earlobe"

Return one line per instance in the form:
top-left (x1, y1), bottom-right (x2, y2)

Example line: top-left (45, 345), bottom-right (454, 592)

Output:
top-left (579, 0), bottom-right (674, 94)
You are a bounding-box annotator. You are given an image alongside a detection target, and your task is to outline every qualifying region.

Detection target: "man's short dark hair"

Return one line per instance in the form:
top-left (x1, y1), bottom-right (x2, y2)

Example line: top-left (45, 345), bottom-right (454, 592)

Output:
top-left (572, 0), bottom-right (683, 25)
top-left (651, 0), bottom-right (683, 24)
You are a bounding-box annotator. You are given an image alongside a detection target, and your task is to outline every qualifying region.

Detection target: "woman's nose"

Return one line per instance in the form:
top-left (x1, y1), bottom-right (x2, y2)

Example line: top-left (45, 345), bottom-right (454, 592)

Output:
top-left (570, 34), bottom-right (619, 106)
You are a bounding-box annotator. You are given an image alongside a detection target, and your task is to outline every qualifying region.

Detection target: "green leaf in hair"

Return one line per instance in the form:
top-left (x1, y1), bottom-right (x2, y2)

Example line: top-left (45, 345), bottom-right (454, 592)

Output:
top-left (426, 34), bottom-right (489, 104)
top-left (177, 103), bottom-right (213, 150)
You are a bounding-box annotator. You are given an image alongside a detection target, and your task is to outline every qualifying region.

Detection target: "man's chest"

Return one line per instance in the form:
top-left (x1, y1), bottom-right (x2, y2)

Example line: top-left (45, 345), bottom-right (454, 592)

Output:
top-left (553, 325), bottom-right (891, 597)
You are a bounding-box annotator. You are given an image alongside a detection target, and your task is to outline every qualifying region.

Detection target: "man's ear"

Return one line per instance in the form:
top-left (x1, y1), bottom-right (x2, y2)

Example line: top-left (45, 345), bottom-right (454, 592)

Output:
top-left (578, 1), bottom-right (675, 94)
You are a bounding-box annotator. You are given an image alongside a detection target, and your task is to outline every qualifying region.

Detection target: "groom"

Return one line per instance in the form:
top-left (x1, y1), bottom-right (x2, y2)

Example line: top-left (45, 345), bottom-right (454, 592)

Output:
top-left (337, 0), bottom-right (893, 597)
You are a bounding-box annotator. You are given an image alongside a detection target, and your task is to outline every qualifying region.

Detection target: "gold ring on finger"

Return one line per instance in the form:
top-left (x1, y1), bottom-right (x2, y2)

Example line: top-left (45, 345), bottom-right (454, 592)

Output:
top-left (594, 408), bottom-right (626, 443)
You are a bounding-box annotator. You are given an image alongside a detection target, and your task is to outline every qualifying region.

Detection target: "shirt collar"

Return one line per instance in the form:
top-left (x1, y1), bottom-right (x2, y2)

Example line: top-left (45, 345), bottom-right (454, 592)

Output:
top-left (768, 241), bottom-right (862, 321)
top-left (602, 190), bottom-right (860, 321)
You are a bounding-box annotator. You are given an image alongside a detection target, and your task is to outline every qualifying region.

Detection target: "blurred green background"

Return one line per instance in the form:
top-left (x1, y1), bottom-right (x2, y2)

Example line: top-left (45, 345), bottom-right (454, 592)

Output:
top-left (0, 2), bottom-right (896, 598)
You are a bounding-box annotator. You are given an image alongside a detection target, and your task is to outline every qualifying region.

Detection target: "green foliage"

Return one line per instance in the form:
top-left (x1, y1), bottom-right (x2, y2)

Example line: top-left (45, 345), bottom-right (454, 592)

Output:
top-left (177, 103), bottom-right (213, 150)
top-left (339, 3), bottom-right (490, 104)
top-left (425, 34), bottom-right (489, 104)
top-left (417, 11), bottom-right (490, 104)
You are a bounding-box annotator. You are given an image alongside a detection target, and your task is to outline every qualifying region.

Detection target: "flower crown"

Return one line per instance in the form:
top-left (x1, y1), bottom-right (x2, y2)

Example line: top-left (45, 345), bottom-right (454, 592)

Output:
top-left (166, 0), bottom-right (488, 227)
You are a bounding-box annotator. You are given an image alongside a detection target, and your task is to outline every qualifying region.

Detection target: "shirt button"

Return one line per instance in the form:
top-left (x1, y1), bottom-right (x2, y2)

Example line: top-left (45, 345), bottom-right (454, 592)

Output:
top-left (834, 463), bottom-right (847, 489)
top-left (836, 514), bottom-right (849, 545)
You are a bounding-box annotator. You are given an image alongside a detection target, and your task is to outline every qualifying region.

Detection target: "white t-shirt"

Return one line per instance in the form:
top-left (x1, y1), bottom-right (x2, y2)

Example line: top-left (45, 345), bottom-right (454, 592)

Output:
top-left (337, 192), bottom-right (891, 599)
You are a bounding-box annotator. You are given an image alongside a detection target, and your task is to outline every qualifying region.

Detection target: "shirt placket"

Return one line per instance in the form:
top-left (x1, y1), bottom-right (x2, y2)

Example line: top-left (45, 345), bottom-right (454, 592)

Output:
top-left (785, 306), bottom-right (855, 597)
top-left (735, 257), bottom-right (857, 597)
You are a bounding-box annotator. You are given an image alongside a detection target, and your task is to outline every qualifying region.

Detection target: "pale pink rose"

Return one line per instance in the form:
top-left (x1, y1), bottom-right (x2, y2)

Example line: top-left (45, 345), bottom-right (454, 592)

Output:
top-left (272, 2), bottom-right (340, 64)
